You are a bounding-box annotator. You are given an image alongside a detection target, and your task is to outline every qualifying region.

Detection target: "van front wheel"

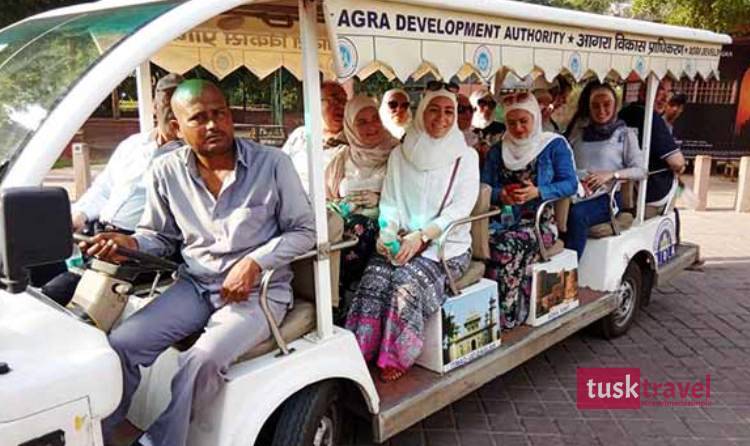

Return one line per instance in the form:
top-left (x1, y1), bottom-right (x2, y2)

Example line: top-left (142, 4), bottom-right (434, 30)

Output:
top-left (271, 381), bottom-right (342, 446)
top-left (597, 262), bottom-right (642, 339)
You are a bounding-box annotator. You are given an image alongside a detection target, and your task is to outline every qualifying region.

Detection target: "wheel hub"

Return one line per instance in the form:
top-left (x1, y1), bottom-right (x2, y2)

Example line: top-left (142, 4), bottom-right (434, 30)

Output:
top-left (313, 413), bottom-right (334, 446)
top-left (613, 279), bottom-right (635, 327)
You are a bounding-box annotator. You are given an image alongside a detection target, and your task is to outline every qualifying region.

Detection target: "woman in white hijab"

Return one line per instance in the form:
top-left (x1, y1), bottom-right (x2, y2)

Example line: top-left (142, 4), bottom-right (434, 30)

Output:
top-left (325, 95), bottom-right (398, 308)
top-left (378, 88), bottom-right (412, 140)
top-left (480, 92), bottom-right (578, 329)
top-left (346, 86), bottom-right (479, 382)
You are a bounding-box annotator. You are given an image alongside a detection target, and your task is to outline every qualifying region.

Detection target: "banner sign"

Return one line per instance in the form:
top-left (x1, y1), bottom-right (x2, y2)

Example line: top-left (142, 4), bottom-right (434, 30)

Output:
top-left (151, 15), bottom-right (334, 80)
top-left (325, 0), bottom-right (723, 81)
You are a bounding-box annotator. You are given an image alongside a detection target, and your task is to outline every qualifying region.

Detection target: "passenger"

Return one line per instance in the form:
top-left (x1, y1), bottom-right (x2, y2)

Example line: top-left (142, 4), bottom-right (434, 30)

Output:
top-left (563, 81), bottom-right (599, 141)
top-left (551, 76), bottom-right (573, 113)
top-left (481, 93), bottom-right (577, 329)
top-left (564, 82), bottom-right (646, 258)
top-left (378, 88), bottom-right (412, 140)
top-left (470, 88), bottom-right (506, 148)
top-left (345, 86), bottom-right (479, 382)
top-left (37, 73), bottom-right (184, 306)
top-left (532, 78), bottom-right (560, 133)
top-left (326, 95), bottom-right (398, 313)
top-left (457, 93), bottom-right (484, 161)
top-left (663, 92), bottom-right (687, 135)
top-left (282, 80), bottom-right (348, 192)
top-left (87, 80), bottom-right (315, 446)
top-left (619, 77), bottom-right (685, 209)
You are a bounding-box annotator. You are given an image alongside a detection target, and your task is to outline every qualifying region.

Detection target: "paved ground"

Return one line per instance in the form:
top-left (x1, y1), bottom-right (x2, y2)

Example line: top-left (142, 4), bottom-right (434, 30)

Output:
top-left (343, 176), bottom-right (750, 446)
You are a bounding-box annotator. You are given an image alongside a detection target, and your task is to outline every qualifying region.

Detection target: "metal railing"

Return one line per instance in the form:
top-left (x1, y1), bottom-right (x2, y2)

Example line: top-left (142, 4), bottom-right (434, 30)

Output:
top-left (437, 208), bottom-right (502, 296)
top-left (258, 235), bottom-right (358, 356)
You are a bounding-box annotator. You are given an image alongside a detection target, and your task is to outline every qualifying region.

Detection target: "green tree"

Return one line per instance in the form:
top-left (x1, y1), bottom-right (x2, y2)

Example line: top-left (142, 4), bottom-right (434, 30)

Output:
top-left (630, 0), bottom-right (750, 33)
top-left (519, 0), bottom-right (613, 14)
top-left (0, 1), bottom-right (87, 29)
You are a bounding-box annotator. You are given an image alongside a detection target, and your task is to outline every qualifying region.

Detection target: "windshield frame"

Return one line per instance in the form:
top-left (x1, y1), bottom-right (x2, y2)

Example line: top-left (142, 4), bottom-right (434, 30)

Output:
top-left (0, 3), bottom-right (185, 172)
top-left (0, 0), bottom-right (252, 188)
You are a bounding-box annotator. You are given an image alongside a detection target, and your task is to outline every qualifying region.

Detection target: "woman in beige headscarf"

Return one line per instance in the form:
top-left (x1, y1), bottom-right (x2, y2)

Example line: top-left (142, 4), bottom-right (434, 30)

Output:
top-left (326, 95), bottom-right (399, 310)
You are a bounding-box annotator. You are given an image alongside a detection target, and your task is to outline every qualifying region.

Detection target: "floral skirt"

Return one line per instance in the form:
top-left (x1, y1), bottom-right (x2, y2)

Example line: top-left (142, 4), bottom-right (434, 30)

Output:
top-left (485, 222), bottom-right (555, 329)
top-left (345, 251), bottom-right (471, 372)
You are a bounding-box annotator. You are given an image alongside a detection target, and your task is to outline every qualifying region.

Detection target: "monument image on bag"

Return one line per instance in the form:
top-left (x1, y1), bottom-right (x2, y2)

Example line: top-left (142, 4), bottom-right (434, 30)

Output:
top-left (442, 290), bottom-right (501, 365)
top-left (534, 268), bottom-right (579, 319)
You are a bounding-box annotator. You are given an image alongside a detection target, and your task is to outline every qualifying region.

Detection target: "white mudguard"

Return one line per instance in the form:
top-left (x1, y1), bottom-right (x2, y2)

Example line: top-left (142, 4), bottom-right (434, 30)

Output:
top-left (578, 214), bottom-right (676, 292)
top-left (127, 326), bottom-right (378, 446)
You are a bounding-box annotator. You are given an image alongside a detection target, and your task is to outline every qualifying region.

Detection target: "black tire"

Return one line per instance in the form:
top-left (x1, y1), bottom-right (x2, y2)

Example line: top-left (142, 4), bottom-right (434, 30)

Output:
top-left (597, 261), bottom-right (642, 339)
top-left (270, 381), bottom-right (342, 446)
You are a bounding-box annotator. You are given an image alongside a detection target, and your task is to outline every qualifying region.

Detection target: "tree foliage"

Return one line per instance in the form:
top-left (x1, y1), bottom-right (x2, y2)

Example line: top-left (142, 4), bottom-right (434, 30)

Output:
top-left (519, 0), bottom-right (612, 14)
top-left (630, 0), bottom-right (750, 33)
top-left (0, 1), bottom-right (85, 29)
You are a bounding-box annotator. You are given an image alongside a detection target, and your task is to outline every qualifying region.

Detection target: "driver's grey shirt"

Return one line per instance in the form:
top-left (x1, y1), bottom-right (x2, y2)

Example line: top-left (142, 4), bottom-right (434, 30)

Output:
top-left (133, 138), bottom-right (316, 308)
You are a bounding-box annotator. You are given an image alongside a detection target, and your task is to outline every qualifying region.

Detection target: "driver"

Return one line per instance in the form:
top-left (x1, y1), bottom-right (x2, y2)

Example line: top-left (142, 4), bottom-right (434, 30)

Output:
top-left (84, 79), bottom-right (316, 446)
top-left (38, 73), bottom-right (184, 305)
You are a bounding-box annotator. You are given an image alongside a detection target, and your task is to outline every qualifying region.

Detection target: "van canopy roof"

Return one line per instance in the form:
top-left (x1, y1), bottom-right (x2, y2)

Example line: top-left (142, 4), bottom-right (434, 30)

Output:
top-left (136, 0), bottom-right (731, 84)
top-left (29, 0), bottom-right (731, 83)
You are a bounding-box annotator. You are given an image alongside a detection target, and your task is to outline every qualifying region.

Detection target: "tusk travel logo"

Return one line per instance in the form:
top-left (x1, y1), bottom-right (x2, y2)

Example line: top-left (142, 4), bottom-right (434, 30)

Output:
top-left (577, 368), bottom-right (711, 409)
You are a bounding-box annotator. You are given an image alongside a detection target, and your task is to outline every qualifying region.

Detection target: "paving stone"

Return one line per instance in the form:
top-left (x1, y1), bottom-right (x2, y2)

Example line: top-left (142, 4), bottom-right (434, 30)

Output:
top-left (456, 432), bottom-right (495, 446)
top-left (452, 398), bottom-right (485, 414)
top-left (424, 430), bottom-right (459, 446)
top-left (554, 418), bottom-right (594, 437)
top-left (515, 402), bottom-right (547, 418)
top-left (685, 420), bottom-right (727, 438)
top-left (389, 430), bottom-right (425, 446)
top-left (454, 413), bottom-right (490, 432)
top-left (491, 433), bottom-right (529, 446)
top-left (521, 417), bottom-right (561, 435)
top-left (487, 414), bottom-right (524, 433)
top-left (527, 435), bottom-right (566, 445)
top-left (544, 402), bottom-right (581, 419)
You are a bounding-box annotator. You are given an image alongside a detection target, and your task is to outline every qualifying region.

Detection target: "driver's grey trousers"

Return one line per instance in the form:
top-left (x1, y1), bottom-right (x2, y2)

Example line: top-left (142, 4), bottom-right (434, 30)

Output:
top-left (101, 278), bottom-right (287, 446)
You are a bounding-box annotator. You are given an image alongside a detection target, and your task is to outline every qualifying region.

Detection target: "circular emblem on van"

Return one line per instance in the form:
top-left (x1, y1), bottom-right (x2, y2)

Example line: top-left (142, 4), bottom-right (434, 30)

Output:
top-left (568, 52), bottom-right (582, 78)
top-left (653, 218), bottom-right (676, 267)
top-left (473, 45), bottom-right (493, 79)
top-left (337, 37), bottom-right (358, 79)
top-left (635, 56), bottom-right (647, 77)
top-left (212, 51), bottom-right (233, 73)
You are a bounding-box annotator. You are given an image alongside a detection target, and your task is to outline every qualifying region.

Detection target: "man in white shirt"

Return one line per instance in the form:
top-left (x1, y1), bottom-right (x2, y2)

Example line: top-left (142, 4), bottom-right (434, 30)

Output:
top-left (38, 73), bottom-right (184, 305)
top-left (281, 81), bottom-right (348, 193)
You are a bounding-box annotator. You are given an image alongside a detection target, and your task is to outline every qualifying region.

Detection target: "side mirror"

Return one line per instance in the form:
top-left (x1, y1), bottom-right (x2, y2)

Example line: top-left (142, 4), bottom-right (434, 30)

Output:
top-left (0, 187), bottom-right (72, 293)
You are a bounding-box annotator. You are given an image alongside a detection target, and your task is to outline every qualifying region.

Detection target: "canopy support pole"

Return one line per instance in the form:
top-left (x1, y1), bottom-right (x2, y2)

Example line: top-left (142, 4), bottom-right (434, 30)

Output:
top-left (299, 0), bottom-right (334, 341)
top-left (135, 61), bottom-right (154, 134)
top-left (636, 74), bottom-right (658, 226)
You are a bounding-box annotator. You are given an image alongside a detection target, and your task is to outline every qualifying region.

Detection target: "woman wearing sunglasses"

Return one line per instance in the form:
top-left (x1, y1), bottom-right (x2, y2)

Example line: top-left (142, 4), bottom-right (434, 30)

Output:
top-left (378, 88), bottom-right (412, 140)
top-left (481, 92), bottom-right (578, 329)
top-left (564, 82), bottom-right (646, 258)
top-left (326, 95), bottom-right (399, 317)
top-left (470, 88), bottom-right (506, 148)
top-left (346, 87), bottom-right (479, 382)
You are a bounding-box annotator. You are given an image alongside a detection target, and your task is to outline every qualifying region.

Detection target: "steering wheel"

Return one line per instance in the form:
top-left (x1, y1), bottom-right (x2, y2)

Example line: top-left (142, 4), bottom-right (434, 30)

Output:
top-left (73, 233), bottom-right (178, 272)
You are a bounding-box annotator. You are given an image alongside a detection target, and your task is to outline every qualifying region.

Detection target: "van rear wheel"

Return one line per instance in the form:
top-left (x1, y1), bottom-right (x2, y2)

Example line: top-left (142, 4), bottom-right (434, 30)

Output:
top-left (597, 262), bottom-right (642, 339)
top-left (271, 381), bottom-right (342, 446)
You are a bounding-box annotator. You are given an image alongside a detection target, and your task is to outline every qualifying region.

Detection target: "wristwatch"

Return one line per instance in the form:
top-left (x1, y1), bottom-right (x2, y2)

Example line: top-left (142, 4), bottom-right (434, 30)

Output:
top-left (419, 230), bottom-right (431, 245)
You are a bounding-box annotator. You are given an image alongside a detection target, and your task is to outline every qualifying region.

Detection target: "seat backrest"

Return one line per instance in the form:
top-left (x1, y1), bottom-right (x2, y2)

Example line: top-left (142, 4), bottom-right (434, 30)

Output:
top-left (620, 180), bottom-right (636, 210)
top-left (290, 210), bottom-right (344, 305)
top-left (471, 184), bottom-right (492, 260)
